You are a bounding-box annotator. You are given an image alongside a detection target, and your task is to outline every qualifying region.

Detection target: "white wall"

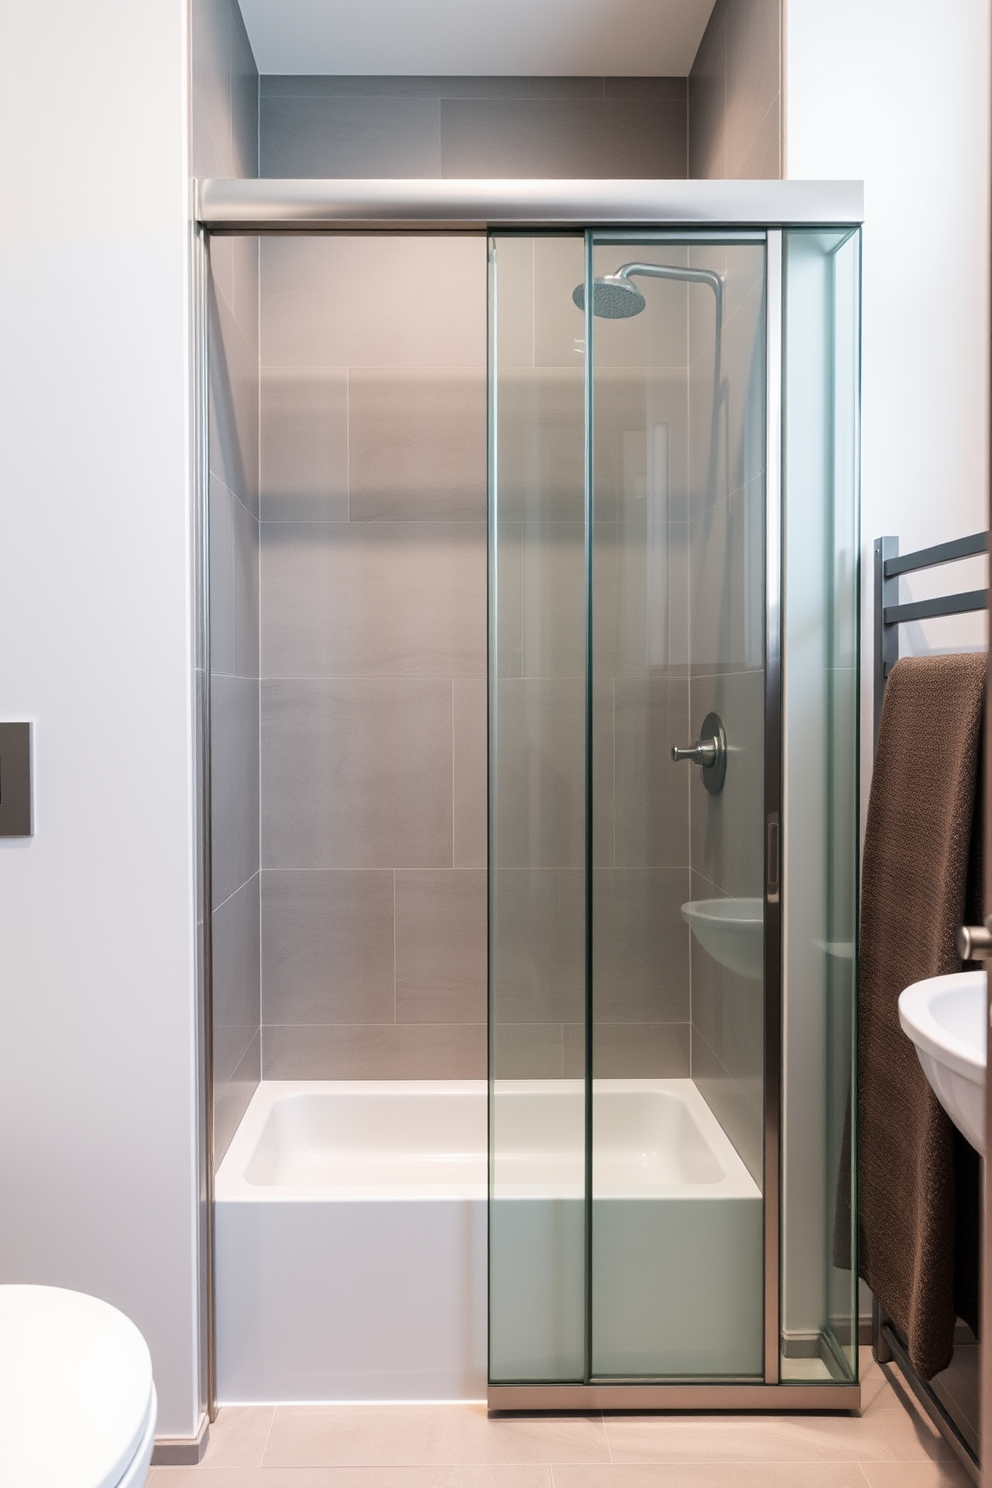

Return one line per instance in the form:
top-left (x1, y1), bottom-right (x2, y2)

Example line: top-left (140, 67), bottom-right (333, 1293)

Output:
top-left (0, 0), bottom-right (201, 1439)
top-left (784, 0), bottom-right (990, 808)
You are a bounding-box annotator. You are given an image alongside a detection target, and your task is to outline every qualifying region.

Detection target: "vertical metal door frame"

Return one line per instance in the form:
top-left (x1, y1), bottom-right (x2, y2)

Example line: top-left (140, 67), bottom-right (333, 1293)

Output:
top-left (763, 229), bottom-right (784, 1386)
top-left (192, 221), bottom-right (217, 1422)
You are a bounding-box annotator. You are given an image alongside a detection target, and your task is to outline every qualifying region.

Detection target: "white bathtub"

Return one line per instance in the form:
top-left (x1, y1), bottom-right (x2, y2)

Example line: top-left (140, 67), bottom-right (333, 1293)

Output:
top-left (215, 1078), bottom-right (761, 1402)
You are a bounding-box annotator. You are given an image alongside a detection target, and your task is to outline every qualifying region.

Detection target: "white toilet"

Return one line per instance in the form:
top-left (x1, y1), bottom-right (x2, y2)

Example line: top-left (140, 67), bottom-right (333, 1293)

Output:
top-left (0, 1285), bottom-right (156, 1488)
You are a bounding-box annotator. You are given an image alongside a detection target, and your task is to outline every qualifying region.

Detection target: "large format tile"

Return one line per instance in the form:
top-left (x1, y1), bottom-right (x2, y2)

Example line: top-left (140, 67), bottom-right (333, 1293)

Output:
top-left (231, 491), bottom-right (259, 681)
top-left (348, 368), bottom-right (486, 521)
top-left (210, 475), bottom-right (236, 678)
top-left (262, 1022), bottom-right (486, 1080)
top-left (211, 673), bottom-right (260, 905)
top-left (492, 868), bottom-right (584, 1025)
top-left (260, 678), bottom-right (452, 870)
top-left (261, 94), bottom-right (441, 177)
top-left (493, 1021), bottom-right (566, 1079)
top-left (602, 1402), bottom-right (953, 1463)
top-left (263, 1403), bottom-right (610, 1467)
top-left (454, 679), bottom-right (487, 869)
top-left (212, 873), bottom-right (260, 1085)
top-left (259, 74), bottom-right (607, 100)
top-left (210, 282), bottom-right (259, 515)
top-left (860, 1461), bottom-right (973, 1487)
top-left (724, 0), bottom-right (781, 180)
top-left (688, 670), bottom-right (765, 899)
top-left (592, 867), bottom-right (690, 1022)
top-left (493, 678), bottom-right (585, 869)
top-left (213, 1032), bottom-right (260, 1167)
top-left (613, 679), bottom-right (690, 867)
top-left (229, 0), bottom-right (258, 179)
top-left (260, 522), bottom-right (486, 678)
top-left (439, 97), bottom-right (687, 179)
top-left (395, 870), bottom-right (487, 1023)
top-left (260, 367), bottom-right (349, 522)
top-left (687, 6), bottom-right (727, 181)
top-left (578, 1020), bottom-right (692, 1079)
top-left (554, 1467), bottom-right (869, 1488)
top-left (199, 1405), bottom-right (275, 1468)
top-left (692, 1028), bottom-right (763, 1184)
top-left (260, 237), bottom-right (486, 371)
top-left (261, 870), bottom-right (394, 1026)
top-left (156, 1470), bottom-right (552, 1487)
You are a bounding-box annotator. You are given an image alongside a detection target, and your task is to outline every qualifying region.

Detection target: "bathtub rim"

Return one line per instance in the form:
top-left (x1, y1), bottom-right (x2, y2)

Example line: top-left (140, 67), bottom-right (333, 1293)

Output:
top-left (215, 1077), bottom-right (760, 1204)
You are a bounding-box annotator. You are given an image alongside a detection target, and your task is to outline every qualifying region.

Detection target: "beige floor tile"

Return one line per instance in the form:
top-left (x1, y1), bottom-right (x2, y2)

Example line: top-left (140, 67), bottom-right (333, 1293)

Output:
top-left (859, 1461), bottom-right (974, 1488)
top-left (602, 1403), bottom-right (952, 1464)
top-left (153, 1471), bottom-right (553, 1488)
top-left (552, 1466), bottom-right (870, 1488)
top-left (263, 1405), bottom-right (610, 1467)
top-left (859, 1350), bottom-right (898, 1414)
top-left (198, 1406), bottom-right (274, 1468)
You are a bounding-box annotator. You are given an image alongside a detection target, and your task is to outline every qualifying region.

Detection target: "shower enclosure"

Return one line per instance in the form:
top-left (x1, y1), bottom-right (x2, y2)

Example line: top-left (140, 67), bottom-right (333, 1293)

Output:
top-left (195, 181), bottom-right (862, 1413)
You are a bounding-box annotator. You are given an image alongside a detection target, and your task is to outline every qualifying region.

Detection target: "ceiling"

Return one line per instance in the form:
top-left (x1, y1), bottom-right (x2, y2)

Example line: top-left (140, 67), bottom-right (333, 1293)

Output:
top-left (237, 0), bottom-right (717, 77)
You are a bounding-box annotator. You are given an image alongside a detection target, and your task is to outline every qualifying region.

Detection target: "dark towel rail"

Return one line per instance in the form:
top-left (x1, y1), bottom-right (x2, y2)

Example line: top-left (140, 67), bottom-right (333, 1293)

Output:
top-left (873, 532), bottom-right (989, 748)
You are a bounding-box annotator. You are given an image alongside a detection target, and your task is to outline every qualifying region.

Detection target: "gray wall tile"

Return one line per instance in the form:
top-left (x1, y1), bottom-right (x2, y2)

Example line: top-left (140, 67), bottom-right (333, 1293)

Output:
top-left (614, 679), bottom-right (691, 867)
top-left (213, 873), bottom-right (260, 1086)
top-left (688, 0), bottom-right (782, 182)
top-left (492, 868), bottom-right (584, 1026)
top-left (211, 673), bottom-right (260, 905)
top-left (688, 668), bottom-right (765, 899)
top-left (260, 678), bottom-right (452, 870)
top-left (260, 522), bottom-right (485, 678)
top-left (453, 679), bottom-right (487, 869)
top-left (348, 368), bottom-right (486, 521)
top-left (259, 77), bottom-right (687, 180)
top-left (260, 367), bottom-right (349, 523)
top-left (209, 282), bottom-right (259, 516)
top-left (262, 1022), bottom-right (486, 1079)
top-left (261, 870), bottom-right (394, 1024)
top-left (494, 678), bottom-right (585, 869)
top-left (575, 1021), bottom-right (691, 1079)
top-left (593, 867), bottom-right (691, 1023)
top-left (440, 97), bottom-right (687, 179)
top-left (495, 1022), bottom-right (565, 1080)
top-left (260, 237), bottom-right (486, 371)
top-left (692, 1030), bottom-right (763, 1184)
top-left (395, 870), bottom-right (487, 1023)
top-left (209, 476), bottom-right (236, 678)
top-left (231, 493), bottom-right (259, 680)
top-left (260, 75), bottom-right (610, 101)
top-left (261, 95), bottom-right (441, 178)
top-left (214, 1033), bottom-right (261, 1167)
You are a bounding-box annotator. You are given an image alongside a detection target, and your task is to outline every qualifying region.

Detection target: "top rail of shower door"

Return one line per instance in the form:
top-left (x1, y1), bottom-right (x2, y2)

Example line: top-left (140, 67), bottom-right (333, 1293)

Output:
top-left (195, 178), bottom-right (864, 233)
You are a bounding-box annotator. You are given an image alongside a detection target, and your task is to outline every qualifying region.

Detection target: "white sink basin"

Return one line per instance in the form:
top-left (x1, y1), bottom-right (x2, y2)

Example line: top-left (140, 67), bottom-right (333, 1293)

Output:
top-left (681, 898), bottom-right (763, 981)
top-left (898, 971), bottom-right (986, 1155)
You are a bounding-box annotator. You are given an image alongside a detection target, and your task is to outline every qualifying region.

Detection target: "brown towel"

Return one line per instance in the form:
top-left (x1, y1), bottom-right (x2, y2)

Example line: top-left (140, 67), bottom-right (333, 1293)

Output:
top-left (859, 652), bottom-right (984, 1379)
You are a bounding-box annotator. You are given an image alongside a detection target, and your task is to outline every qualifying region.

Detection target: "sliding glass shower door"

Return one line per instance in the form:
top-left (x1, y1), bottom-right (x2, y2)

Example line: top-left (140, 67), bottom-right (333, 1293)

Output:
top-left (489, 229), bottom-right (769, 1384)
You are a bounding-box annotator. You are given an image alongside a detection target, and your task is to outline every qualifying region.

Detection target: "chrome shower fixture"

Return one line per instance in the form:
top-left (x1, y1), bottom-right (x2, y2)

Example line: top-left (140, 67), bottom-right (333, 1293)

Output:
top-left (572, 261), bottom-right (724, 319)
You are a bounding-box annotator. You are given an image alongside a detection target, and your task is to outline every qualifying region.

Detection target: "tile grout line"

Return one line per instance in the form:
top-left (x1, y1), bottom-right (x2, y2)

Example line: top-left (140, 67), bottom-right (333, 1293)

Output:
top-left (259, 1403), bottom-right (277, 1468)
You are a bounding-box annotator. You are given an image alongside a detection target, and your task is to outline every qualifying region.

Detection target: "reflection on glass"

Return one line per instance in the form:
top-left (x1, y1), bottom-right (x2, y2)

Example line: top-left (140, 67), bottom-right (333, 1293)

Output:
top-left (589, 235), bottom-right (766, 1378)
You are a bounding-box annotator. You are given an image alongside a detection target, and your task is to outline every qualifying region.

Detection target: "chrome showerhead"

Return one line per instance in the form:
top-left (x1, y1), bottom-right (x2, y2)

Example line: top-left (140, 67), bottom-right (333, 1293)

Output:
top-left (572, 275), bottom-right (647, 319)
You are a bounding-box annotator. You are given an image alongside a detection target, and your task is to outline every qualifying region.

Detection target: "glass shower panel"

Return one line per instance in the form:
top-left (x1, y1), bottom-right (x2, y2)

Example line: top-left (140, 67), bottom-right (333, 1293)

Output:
top-left (488, 234), bottom-right (587, 1383)
top-left (589, 235), bottom-right (766, 1378)
top-left (781, 228), bottom-right (861, 1383)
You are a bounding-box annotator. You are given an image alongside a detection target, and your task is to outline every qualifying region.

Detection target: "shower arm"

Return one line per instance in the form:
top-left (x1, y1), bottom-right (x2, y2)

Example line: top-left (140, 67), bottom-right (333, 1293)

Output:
top-left (613, 262), bottom-right (724, 318)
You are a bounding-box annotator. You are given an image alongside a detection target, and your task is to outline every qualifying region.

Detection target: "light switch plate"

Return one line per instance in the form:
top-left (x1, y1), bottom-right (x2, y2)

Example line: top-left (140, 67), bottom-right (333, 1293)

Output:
top-left (0, 723), bottom-right (32, 836)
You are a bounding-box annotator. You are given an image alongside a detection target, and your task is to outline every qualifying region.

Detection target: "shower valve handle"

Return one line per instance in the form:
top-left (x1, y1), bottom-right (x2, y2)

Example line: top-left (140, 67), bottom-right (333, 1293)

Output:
top-left (672, 739), bottom-right (719, 767)
top-left (671, 713), bottom-right (728, 796)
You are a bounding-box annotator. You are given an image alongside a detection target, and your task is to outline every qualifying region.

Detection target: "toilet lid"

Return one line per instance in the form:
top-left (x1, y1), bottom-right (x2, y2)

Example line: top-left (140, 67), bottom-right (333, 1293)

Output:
top-left (0, 1285), bottom-right (154, 1488)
